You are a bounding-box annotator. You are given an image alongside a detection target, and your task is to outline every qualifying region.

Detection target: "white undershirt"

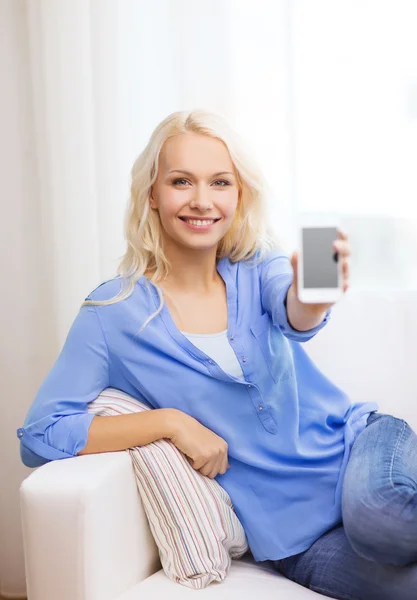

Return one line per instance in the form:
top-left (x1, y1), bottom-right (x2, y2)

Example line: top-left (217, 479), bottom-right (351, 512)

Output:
top-left (180, 329), bottom-right (246, 381)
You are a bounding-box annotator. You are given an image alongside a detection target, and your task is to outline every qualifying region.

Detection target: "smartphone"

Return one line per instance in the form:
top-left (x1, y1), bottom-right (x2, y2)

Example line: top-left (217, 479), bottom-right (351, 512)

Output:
top-left (297, 213), bottom-right (343, 304)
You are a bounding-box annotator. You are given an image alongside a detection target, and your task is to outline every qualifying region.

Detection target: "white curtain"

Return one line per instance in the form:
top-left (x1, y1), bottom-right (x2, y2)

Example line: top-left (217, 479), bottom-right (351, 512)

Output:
top-left (25, 0), bottom-right (247, 341)
top-left (229, 0), bottom-right (417, 288)
top-left (27, 0), bottom-right (417, 340)
top-left (26, 0), bottom-right (417, 338)
top-left (3, 0), bottom-right (417, 595)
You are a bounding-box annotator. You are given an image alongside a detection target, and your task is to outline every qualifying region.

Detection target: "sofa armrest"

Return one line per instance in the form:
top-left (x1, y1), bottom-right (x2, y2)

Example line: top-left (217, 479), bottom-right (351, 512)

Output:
top-left (20, 451), bottom-right (161, 600)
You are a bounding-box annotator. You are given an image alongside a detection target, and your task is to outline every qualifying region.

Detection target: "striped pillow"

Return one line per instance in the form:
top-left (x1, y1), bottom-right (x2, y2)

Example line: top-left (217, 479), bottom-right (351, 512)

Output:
top-left (87, 387), bottom-right (249, 589)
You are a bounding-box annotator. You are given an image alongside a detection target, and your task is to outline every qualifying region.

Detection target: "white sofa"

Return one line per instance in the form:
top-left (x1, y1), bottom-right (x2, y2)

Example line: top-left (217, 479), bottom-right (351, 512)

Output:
top-left (19, 291), bottom-right (417, 599)
top-left (20, 451), bottom-right (325, 599)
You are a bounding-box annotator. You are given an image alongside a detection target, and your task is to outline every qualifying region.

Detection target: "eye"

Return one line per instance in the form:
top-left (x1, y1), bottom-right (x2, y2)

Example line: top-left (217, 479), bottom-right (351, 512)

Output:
top-left (172, 178), bottom-right (231, 187)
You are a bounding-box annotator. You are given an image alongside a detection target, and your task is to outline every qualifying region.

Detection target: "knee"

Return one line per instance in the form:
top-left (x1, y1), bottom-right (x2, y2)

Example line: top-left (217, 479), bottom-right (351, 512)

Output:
top-left (343, 484), bottom-right (417, 567)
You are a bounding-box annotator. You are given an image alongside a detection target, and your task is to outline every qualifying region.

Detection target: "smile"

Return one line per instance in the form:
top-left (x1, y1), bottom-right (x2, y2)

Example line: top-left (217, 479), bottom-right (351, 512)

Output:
top-left (178, 217), bottom-right (221, 230)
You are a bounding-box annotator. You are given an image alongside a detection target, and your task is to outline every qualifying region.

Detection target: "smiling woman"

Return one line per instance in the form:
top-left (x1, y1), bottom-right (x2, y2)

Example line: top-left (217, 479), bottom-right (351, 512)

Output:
top-left (148, 132), bottom-right (241, 260)
top-left (18, 109), bottom-right (385, 594)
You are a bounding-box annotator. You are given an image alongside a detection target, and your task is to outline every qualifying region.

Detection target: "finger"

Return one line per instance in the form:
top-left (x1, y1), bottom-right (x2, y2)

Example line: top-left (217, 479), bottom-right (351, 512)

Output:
top-left (216, 453), bottom-right (229, 477)
top-left (333, 240), bottom-right (349, 252)
top-left (343, 261), bottom-right (349, 280)
top-left (206, 456), bottom-right (222, 479)
top-left (332, 240), bottom-right (351, 257)
top-left (291, 252), bottom-right (298, 280)
top-left (336, 228), bottom-right (348, 241)
top-left (198, 462), bottom-right (212, 478)
top-left (219, 454), bottom-right (230, 475)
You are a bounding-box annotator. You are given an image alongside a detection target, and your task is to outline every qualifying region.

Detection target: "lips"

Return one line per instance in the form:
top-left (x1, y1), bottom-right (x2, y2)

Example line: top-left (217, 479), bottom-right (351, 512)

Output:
top-left (178, 217), bottom-right (221, 222)
top-left (178, 216), bottom-right (222, 231)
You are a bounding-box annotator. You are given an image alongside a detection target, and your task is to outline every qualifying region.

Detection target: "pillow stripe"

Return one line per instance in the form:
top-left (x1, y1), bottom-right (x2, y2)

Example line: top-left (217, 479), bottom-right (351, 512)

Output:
top-left (143, 445), bottom-right (221, 565)
top-left (87, 387), bottom-right (249, 589)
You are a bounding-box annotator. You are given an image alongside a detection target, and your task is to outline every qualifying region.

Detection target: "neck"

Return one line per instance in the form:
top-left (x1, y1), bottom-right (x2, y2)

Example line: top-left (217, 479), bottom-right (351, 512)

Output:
top-left (148, 243), bottom-right (222, 293)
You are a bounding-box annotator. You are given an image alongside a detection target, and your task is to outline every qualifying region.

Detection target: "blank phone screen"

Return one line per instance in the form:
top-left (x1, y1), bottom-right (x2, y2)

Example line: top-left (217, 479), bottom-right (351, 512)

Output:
top-left (302, 227), bottom-right (339, 288)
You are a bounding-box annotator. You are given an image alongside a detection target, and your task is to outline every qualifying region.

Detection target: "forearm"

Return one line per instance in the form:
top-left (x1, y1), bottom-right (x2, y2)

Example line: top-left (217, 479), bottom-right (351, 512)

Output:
top-left (77, 407), bottom-right (180, 455)
top-left (285, 284), bottom-right (327, 332)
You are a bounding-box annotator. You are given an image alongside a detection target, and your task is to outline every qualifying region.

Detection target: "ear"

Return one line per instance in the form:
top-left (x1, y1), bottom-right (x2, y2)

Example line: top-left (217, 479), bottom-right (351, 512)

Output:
top-left (149, 189), bottom-right (157, 210)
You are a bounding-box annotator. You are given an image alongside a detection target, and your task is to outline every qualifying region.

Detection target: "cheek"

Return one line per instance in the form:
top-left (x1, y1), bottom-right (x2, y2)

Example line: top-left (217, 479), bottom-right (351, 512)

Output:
top-left (158, 191), bottom-right (184, 218)
top-left (222, 194), bottom-right (239, 219)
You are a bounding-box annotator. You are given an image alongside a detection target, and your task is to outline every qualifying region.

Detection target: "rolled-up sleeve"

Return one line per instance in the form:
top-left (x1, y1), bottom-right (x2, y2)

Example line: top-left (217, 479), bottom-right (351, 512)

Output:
top-left (17, 304), bottom-right (109, 468)
top-left (259, 249), bottom-right (332, 342)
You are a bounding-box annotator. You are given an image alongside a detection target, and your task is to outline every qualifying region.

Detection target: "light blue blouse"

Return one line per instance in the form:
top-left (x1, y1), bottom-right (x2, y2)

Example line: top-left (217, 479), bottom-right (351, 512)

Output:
top-left (17, 248), bottom-right (378, 561)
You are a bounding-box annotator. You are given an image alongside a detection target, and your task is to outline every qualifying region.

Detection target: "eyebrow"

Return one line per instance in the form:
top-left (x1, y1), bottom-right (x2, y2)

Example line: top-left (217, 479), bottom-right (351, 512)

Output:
top-left (167, 169), bottom-right (235, 178)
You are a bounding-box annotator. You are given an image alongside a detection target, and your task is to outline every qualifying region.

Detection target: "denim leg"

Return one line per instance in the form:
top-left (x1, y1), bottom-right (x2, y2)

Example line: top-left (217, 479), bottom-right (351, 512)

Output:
top-left (273, 523), bottom-right (417, 600)
top-left (366, 410), bottom-right (388, 427)
top-left (342, 413), bottom-right (417, 567)
top-left (270, 413), bottom-right (417, 599)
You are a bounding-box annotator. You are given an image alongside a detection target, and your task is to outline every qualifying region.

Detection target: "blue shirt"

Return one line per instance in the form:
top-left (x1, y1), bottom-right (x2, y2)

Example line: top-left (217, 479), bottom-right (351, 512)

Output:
top-left (17, 249), bottom-right (378, 561)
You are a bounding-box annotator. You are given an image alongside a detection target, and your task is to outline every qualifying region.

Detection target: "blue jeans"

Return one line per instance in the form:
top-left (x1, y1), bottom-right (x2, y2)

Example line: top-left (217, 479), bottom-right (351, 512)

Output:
top-left (272, 412), bottom-right (417, 599)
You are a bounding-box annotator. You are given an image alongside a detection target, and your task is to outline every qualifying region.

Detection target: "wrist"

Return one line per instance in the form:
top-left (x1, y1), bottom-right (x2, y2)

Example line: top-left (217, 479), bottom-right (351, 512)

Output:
top-left (286, 284), bottom-right (327, 331)
top-left (162, 408), bottom-right (186, 439)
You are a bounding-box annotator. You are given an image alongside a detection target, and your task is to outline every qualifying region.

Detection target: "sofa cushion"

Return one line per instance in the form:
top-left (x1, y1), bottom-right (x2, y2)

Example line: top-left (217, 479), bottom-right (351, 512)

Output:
top-left (87, 388), bottom-right (249, 589)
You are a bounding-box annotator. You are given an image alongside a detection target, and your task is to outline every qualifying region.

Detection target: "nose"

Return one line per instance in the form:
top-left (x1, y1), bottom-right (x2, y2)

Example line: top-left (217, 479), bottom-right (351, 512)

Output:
top-left (190, 187), bottom-right (213, 212)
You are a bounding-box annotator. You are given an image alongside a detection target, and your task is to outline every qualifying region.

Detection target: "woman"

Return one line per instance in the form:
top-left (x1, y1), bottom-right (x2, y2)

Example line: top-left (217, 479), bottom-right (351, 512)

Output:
top-left (18, 109), bottom-right (417, 599)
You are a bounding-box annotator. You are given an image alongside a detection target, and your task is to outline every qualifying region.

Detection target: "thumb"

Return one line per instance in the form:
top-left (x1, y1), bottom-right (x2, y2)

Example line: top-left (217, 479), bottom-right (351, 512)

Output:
top-left (290, 251), bottom-right (298, 292)
top-left (290, 251), bottom-right (298, 273)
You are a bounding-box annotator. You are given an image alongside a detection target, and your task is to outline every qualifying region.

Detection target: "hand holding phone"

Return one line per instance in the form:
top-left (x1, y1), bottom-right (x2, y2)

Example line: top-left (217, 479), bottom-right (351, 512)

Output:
top-left (292, 213), bottom-right (351, 309)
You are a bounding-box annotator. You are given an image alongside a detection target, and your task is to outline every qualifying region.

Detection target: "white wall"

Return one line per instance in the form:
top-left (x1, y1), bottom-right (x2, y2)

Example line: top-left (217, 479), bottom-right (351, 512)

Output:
top-left (0, 1), bottom-right (57, 596)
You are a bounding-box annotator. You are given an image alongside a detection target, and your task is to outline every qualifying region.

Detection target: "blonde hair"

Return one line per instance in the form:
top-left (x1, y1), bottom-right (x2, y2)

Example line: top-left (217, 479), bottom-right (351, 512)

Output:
top-left (81, 109), bottom-right (284, 332)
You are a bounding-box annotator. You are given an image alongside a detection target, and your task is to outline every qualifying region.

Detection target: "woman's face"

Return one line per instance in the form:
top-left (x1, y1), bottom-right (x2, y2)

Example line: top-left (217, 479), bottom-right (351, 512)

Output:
top-left (150, 133), bottom-right (240, 251)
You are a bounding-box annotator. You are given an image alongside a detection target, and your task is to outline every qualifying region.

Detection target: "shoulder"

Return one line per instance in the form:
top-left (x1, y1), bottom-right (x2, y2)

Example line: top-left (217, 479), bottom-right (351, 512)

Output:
top-left (84, 275), bottom-right (125, 302)
top-left (85, 274), bottom-right (152, 304)
top-left (256, 246), bottom-right (290, 264)
top-left (234, 247), bottom-right (291, 274)
top-left (82, 275), bottom-right (159, 339)
top-left (84, 274), bottom-right (157, 323)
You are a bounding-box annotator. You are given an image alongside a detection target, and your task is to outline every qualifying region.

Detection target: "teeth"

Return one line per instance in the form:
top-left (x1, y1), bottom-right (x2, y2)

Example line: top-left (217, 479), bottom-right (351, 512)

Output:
top-left (183, 219), bottom-right (215, 226)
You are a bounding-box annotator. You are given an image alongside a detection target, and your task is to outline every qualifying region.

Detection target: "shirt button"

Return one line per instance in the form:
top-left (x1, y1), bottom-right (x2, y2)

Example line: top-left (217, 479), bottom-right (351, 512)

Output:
top-left (208, 359), bottom-right (214, 364)
top-left (242, 357), bottom-right (247, 363)
top-left (18, 432), bottom-right (23, 437)
top-left (258, 405), bottom-right (263, 411)
top-left (247, 384), bottom-right (252, 388)
top-left (230, 336), bottom-right (235, 341)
